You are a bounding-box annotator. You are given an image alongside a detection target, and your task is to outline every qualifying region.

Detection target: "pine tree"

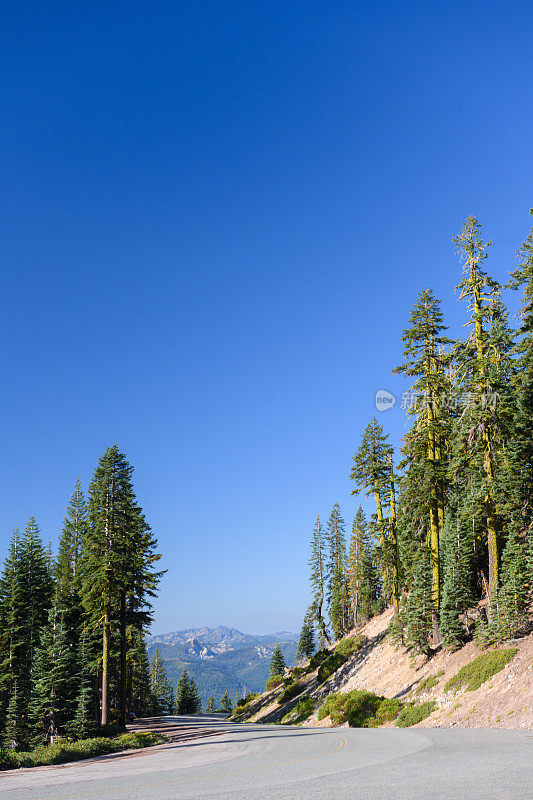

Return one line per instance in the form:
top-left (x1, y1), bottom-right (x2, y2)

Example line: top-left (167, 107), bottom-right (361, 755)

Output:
top-left (404, 547), bottom-right (433, 654)
top-left (205, 696), bottom-right (216, 713)
top-left (296, 609), bottom-right (316, 661)
top-left (3, 519), bottom-right (53, 748)
top-left (30, 596), bottom-right (75, 743)
top-left (308, 516), bottom-right (330, 646)
top-left (269, 645), bottom-right (285, 677)
top-left (149, 647), bottom-right (172, 716)
top-left (175, 669), bottom-right (191, 715)
top-left (130, 631), bottom-right (152, 718)
top-left (55, 481), bottom-right (88, 725)
top-left (81, 445), bottom-right (164, 726)
top-left (452, 217), bottom-right (514, 613)
top-left (70, 624), bottom-right (96, 738)
top-left (189, 679), bottom-right (202, 714)
top-left (326, 503), bottom-right (351, 638)
top-left (220, 692), bottom-right (232, 713)
top-left (350, 418), bottom-right (397, 608)
top-left (347, 507), bottom-right (373, 625)
top-left (394, 287), bottom-right (452, 633)
top-left (439, 508), bottom-right (475, 650)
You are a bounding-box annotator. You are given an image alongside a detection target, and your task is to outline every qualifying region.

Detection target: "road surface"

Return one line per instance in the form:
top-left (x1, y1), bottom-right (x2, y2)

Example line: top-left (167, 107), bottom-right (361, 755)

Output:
top-left (0, 715), bottom-right (531, 799)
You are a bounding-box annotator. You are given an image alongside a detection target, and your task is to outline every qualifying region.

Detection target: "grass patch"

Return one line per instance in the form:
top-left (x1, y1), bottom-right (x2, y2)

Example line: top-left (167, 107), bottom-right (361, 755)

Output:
top-left (444, 648), bottom-right (517, 694)
top-left (0, 732), bottom-right (165, 771)
top-left (395, 701), bottom-right (437, 727)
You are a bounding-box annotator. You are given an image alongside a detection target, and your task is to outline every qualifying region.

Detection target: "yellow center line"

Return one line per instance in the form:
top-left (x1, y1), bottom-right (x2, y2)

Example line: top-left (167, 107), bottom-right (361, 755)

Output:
top-left (33, 731), bottom-right (347, 800)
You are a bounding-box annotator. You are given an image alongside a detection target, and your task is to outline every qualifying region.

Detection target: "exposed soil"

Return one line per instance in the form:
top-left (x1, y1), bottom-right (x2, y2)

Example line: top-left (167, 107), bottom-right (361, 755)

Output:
top-left (244, 607), bottom-right (533, 730)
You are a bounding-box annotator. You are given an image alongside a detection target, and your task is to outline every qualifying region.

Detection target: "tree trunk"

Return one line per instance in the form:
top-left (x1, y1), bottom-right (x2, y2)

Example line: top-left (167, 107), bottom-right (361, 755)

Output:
top-left (101, 604), bottom-right (109, 726)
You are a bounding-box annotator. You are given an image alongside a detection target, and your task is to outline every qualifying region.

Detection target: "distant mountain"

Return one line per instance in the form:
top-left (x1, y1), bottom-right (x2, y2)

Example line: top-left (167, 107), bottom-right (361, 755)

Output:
top-left (146, 626), bottom-right (298, 706)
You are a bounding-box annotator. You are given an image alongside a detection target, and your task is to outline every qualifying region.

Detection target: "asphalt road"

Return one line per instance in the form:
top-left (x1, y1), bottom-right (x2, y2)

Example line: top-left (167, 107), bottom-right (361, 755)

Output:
top-left (0, 715), bottom-right (531, 800)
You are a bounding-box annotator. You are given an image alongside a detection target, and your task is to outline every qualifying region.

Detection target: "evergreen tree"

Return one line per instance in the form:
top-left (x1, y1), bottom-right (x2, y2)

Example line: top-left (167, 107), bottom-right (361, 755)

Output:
top-left (175, 669), bottom-right (191, 715)
top-left (54, 481), bottom-right (88, 725)
top-left (81, 445), bottom-right (164, 726)
top-left (149, 647), bottom-right (172, 716)
top-left (205, 695), bottom-right (216, 713)
top-left (30, 596), bottom-right (75, 743)
top-left (404, 547), bottom-right (433, 654)
top-left (394, 287), bottom-right (452, 633)
top-left (452, 217), bottom-right (514, 613)
top-left (439, 509), bottom-right (475, 650)
top-left (326, 503), bottom-right (351, 638)
top-left (189, 679), bottom-right (201, 714)
top-left (220, 692), bottom-right (232, 713)
top-left (2, 519), bottom-right (53, 748)
top-left (347, 507), bottom-right (370, 625)
top-left (269, 645), bottom-right (285, 677)
top-left (70, 624), bottom-right (96, 738)
top-left (296, 609), bottom-right (316, 660)
top-left (308, 516), bottom-right (330, 646)
top-left (350, 418), bottom-right (397, 608)
top-left (130, 631), bottom-right (152, 718)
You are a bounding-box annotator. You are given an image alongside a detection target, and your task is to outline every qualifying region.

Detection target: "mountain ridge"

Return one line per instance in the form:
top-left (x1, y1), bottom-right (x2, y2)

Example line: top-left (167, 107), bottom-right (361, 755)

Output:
top-left (146, 625), bottom-right (298, 705)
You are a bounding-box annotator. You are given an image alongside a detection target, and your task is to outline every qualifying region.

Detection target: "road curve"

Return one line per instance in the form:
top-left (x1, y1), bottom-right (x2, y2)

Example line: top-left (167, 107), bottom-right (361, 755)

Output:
top-left (0, 715), bottom-right (531, 800)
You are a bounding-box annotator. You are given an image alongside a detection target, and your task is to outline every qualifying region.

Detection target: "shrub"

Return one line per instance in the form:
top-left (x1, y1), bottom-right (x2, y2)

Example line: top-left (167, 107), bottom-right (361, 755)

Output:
top-left (1, 732), bottom-right (166, 771)
top-left (278, 682), bottom-right (304, 704)
top-left (307, 649), bottom-right (329, 672)
top-left (281, 696), bottom-right (316, 725)
top-left (265, 675), bottom-right (283, 692)
top-left (292, 666), bottom-right (303, 679)
top-left (0, 750), bottom-right (19, 771)
top-left (444, 648), bottom-right (517, 694)
top-left (367, 697), bottom-right (404, 726)
top-left (334, 635), bottom-right (368, 659)
top-left (317, 636), bottom-right (368, 684)
top-left (395, 701), bottom-right (436, 727)
top-left (415, 676), bottom-right (438, 695)
top-left (318, 689), bottom-right (384, 727)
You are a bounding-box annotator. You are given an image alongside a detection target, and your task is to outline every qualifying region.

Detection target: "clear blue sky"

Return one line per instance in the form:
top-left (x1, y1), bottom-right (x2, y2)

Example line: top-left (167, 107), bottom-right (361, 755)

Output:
top-left (1, 1), bottom-right (532, 634)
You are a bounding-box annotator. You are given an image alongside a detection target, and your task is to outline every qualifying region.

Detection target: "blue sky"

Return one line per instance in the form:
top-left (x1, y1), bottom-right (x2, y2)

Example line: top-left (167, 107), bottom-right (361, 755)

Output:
top-left (1, 1), bottom-right (532, 634)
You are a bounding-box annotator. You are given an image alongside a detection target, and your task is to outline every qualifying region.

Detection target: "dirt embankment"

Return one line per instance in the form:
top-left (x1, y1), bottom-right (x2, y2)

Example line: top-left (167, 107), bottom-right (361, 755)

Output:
top-left (244, 607), bottom-right (533, 730)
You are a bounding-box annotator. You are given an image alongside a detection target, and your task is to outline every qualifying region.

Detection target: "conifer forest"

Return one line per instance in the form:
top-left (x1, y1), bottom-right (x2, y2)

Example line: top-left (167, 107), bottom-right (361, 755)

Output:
top-left (304, 214), bottom-right (532, 655)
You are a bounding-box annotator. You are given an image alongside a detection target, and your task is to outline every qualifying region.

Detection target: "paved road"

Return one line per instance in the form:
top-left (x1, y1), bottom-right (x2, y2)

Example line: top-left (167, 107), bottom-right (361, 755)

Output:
top-left (0, 715), bottom-right (531, 800)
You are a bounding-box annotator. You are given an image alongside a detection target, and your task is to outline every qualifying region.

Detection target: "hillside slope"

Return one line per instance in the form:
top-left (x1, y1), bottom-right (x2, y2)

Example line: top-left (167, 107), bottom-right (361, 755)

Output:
top-left (236, 607), bottom-right (532, 730)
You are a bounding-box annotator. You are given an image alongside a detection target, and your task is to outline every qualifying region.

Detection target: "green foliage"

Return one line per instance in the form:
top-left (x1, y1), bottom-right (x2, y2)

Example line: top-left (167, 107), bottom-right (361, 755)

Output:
top-left (415, 676), bottom-right (438, 695)
top-left (0, 732), bottom-right (166, 772)
top-left (306, 649), bottom-right (329, 672)
top-left (150, 647), bottom-right (173, 715)
top-left (269, 645), bottom-right (286, 677)
top-left (277, 682), bottom-right (303, 704)
top-left (219, 692), bottom-right (233, 713)
top-left (317, 636), bottom-right (367, 684)
top-left (367, 698), bottom-right (403, 726)
top-left (395, 701), bottom-right (436, 727)
top-left (444, 649), bottom-right (517, 693)
top-left (318, 690), bottom-right (384, 727)
top-left (335, 635), bottom-right (368, 658)
top-left (281, 696), bottom-right (315, 725)
top-left (205, 696), bottom-right (216, 713)
top-left (265, 675), bottom-right (283, 692)
top-left (296, 610), bottom-right (316, 661)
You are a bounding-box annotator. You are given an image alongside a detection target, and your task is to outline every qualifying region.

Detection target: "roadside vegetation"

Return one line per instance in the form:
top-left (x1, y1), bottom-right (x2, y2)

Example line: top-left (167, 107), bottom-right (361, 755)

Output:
top-left (444, 649), bottom-right (518, 693)
top-left (0, 731), bottom-right (166, 772)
